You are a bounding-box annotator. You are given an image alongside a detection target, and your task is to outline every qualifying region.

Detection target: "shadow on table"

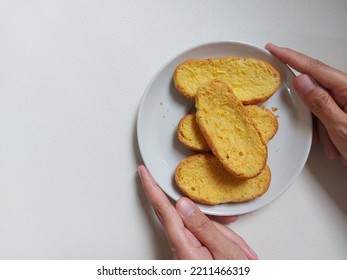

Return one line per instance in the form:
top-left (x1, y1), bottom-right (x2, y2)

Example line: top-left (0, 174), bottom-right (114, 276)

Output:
top-left (306, 144), bottom-right (347, 217)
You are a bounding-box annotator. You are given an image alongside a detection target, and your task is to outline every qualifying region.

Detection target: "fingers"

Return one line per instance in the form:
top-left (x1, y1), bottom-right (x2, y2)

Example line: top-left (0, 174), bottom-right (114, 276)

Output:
top-left (176, 197), bottom-right (250, 260)
top-left (137, 165), bottom-right (190, 249)
top-left (294, 75), bottom-right (347, 161)
top-left (265, 43), bottom-right (347, 91)
top-left (212, 221), bottom-right (258, 260)
top-left (139, 166), bottom-right (258, 259)
top-left (316, 120), bottom-right (340, 160)
top-left (266, 43), bottom-right (347, 165)
top-left (138, 166), bottom-right (254, 260)
top-left (139, 165), bottom-right (219, 259)
top-left (293, 74), bottom-right (346, 130)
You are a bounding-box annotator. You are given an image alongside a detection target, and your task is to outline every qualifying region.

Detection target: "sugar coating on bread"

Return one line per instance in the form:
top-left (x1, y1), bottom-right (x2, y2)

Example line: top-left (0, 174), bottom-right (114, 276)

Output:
top-left (175, 154), bottom-right (271, 204)
top-left (244, 105), bottom-right (279, 143)
top-left (195, 80), bottom-right (267, 178)
top-left (174, 57), bottom-right (281, 104)
top-left (178, 106), bottom-right (278, 152)
top-left (177, 114), bottom-right (210, 151)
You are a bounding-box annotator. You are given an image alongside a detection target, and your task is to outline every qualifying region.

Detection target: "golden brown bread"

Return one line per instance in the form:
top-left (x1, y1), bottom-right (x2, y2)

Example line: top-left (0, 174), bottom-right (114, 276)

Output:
top-left (175, 153), bottom-right (271, 205)
top-left (174, 57), bottom-right (281, 104)
top-left (177, 106), bottom-right (278, 152)
top-left (195, 80), bottom-right (267, 178)
top-left (244, 105), bottom-right (279, 143)
top-left (177, 114), bottom-right (211, 152)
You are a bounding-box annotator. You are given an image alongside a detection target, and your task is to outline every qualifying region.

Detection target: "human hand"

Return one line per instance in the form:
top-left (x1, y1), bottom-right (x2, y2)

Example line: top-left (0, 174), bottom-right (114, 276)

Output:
top-left (137, 165), bottom-right (258, 260)
top-left (265, 43), bottom-right (347, 166)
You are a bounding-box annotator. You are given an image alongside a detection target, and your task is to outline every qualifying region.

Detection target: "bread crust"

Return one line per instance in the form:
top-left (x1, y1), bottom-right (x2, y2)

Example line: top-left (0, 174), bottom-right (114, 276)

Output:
top-left (175, 153), bottom-right (271, 205)
top-left (174, 57), bottom-right (281, 104)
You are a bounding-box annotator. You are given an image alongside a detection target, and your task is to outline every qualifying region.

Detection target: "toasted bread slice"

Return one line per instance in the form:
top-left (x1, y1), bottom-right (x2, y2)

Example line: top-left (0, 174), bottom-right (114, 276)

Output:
top-left (177, 106), bottom-right (278, 151)
top-left (175, 153), bottom-right (271, 205)
top-left (177, 114), bottom-right (211, 152)
top-left (174, 57), bottom-right (281, 104)
top-left (195, 80), bottom-right (267, 178)
top-left (244, 105), bottom-right (279, 143)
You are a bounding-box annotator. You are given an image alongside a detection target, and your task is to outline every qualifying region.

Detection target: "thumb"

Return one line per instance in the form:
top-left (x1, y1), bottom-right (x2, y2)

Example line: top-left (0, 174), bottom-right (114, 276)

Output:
top-left (294, 74), bottom-right (345, 128)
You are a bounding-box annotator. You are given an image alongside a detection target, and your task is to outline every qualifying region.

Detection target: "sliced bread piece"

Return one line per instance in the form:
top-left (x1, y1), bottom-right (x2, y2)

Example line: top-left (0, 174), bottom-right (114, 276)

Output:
top-left (174, 57), bottom-right (281, 104)
top-left (195, 80), bottom-right (267, 178)
top-left (244, 105), bottom-right (279, 143)
top-left (175, 153), bottom-right (271, 205)
top-left (177, 114), bottom-right (211, 152)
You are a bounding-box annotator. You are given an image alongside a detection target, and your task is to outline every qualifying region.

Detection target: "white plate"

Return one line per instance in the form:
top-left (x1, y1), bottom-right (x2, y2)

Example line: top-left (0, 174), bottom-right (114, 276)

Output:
top-left (137, 41), bottom-right (312, 216)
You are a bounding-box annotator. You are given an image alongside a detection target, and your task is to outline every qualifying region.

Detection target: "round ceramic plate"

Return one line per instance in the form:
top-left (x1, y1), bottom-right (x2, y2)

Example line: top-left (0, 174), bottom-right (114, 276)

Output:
top-left (137, 41), bottom-right (312, 216)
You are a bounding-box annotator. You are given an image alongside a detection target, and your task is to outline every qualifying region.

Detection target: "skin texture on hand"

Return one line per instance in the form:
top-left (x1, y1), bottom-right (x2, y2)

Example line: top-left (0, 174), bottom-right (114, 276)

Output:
top-left (137, 165), bottom-right (258, 260)
top-left (265, 43), bottom-right (347, 165)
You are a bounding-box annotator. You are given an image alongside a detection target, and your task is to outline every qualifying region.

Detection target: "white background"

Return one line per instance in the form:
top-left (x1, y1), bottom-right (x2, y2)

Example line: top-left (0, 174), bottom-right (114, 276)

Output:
top-left (1, 0), bottom-right (346, 259)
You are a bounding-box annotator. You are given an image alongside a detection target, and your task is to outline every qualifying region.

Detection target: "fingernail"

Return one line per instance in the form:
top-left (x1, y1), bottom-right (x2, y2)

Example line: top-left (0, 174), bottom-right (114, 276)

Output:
top-left (265, 42), bottom-right (277, 50)
top-left (177, 197), bottom-right (196, 218)
top-left (295, 74), bottom-right (315, 95)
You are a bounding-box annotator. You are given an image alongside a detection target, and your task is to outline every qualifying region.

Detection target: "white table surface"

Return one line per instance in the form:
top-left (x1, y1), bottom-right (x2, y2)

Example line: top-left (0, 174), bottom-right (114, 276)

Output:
top-left (1, 0), bottom-right (347, 260)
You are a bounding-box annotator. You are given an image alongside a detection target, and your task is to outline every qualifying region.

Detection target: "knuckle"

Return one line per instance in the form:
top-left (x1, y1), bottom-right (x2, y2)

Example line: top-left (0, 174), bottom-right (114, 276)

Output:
top-left (192, 216), bottom-right (214, 235)
top-left (153, 205), bottom-right (172, 225)
top-left (310, 90), bottom-right (331, 114)
top-left (310, 58), bottom-right (325, 71)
